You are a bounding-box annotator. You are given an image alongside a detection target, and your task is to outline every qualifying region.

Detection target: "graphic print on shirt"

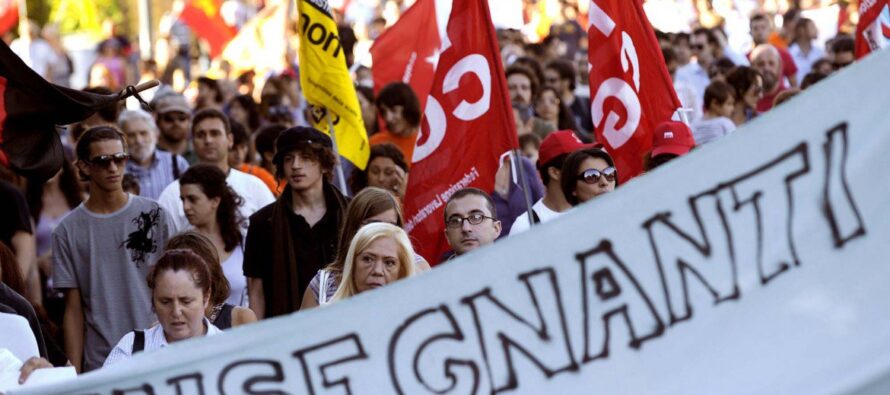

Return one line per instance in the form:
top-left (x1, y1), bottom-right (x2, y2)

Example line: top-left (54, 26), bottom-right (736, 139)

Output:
top-left (121, 208), bottom-right (161, 266)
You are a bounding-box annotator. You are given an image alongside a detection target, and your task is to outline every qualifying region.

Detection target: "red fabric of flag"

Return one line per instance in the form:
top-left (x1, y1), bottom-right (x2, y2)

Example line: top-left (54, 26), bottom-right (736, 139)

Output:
top-left (854, 0), bottom-right (890, 59)
top-left (403, 0), bottom-right (518, 265)
top-left (369, 0), bottom-right (440, 111)
top-left (587, 0), bottom-right (681, 184)
top-left (180, 0), bottom-right (237, 58)
top-left (0, 0), bottom-right (17, 36)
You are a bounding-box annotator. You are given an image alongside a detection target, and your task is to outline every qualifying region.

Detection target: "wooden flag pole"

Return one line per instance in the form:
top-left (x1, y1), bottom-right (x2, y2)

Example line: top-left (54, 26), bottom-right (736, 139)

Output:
top-left (326, 111), bottom-right (350, 194)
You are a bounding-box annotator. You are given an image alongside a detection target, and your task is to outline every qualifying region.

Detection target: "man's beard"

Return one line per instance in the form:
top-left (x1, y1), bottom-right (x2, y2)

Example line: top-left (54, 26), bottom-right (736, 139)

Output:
top-left (130, 145), bottom-right (155, 163)
top-left (762, 70), bottom-right (779, 93)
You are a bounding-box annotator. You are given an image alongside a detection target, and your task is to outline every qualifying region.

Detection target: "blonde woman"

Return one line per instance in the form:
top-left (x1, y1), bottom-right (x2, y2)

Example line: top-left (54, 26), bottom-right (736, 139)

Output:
top-left (330, 223), bottom-right (417, 302)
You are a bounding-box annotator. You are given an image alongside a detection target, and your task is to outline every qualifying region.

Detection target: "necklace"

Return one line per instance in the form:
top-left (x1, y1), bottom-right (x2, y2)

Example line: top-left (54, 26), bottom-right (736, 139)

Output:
top-left (208, 303), bottom-right (225, 322)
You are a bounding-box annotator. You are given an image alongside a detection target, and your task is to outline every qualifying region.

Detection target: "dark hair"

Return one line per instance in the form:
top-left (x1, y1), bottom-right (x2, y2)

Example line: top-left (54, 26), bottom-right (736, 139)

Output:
top-left (505, 63), bottom-right (540, 101)
top-left (519, 134), bottom-right (541, 150)
top-left (355, 85), bottom-right (379, 135)
top-left (375, 82), bottom-right (422, 127)
top-left (75, 125), bottom-right (127, 162)
top-left (260, 94), bottom-right (293, 125)
top-left (191, 108), bottom-right (231, 137)
top-left (444, 188), bottom-right (498, 221)
top-left (255, 124), bottom-right (286, 170)
top-left (512, 56), bottom-right (545, 89)
top-left (801, 70), bottom-right (828, 89)
top-left (197, 77), bottom-right (224, 105)
top-left (273, 141), bottom-right (337, 180)
top-left (147, 249), bottom-right (212, 299)
top-left (538, 153), bottom-right (570, 186)
top-left (750, 12), bottom-right (770, 26)
top-left (725, 66), bottom-right (763, 103)
top-left (349, 143), bottom-right (408, 193)
top-left (165, 231), bottom-right (229, 307)
top-left (644, 152), bottom-right (678, 171)
top-left (662, 47), bottom-right (677, 65)
top-left (538, 86), bottom-right (579, 131)
top-left (692, 27), bottom-right (719, 46)
top-left (545, 58), bottom-right (577, 90)
top-left (121, 173), bottom-right (141, 195)
top-left (226, 94), bottom-right (261, 132)
top-left (703, 80), bottom-right (734, 109)
top-left (0, 241), bottom-right (24, 295)
top-left (560, 148), bottom-right (617, 206)
top-left (672, 32), bottom-right (690, 46)
top-left (26, 157), bottom-right (83, 220)
top-left (179, 164), bottom-right (245, 252)
top-left (326, 187), bottom-right (403, 275)
top-left (229, 119), bottom-right (249, 148)
top-left (82, 87), bottom-right (122, 123)
top-left (830, 36), bottom-right (855, 55)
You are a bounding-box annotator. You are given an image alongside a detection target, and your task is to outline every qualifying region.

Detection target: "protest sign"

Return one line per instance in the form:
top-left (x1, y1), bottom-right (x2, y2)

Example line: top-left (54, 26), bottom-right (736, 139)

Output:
top-left (17, 49), bottom-right (890, 395)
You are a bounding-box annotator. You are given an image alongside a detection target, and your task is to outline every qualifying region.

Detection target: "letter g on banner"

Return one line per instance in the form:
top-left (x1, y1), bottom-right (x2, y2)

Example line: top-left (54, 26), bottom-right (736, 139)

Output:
top-left (591, 77), bottom-right (641, 148)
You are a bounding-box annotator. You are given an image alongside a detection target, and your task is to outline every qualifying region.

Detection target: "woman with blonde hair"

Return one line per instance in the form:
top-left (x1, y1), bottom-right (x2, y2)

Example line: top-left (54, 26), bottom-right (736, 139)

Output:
top-left (330, 223), bottom-right (417, 302)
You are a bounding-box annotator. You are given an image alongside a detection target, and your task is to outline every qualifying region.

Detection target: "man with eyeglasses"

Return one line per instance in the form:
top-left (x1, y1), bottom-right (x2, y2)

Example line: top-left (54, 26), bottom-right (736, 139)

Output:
top-left (53, 126), bottom-right (175, 372)
top-left (151, 92), bottom-right (198, 164)
top-left (442, 188), bottom-right (502, 259)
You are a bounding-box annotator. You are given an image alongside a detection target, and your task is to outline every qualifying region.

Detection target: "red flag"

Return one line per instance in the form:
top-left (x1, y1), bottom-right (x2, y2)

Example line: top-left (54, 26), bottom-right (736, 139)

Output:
top-left (854, 0), bottom-right (890, 59)
top-left (587, 0), bottom-right (681, 183)
top-left (179, 0), bottom-right (237, 58)
top-left (369, 0), bottom-right (440, 110)
top-left (0, 0), bottom-right (17, 36)
top-left (403, 0), bottom-right (518, 265)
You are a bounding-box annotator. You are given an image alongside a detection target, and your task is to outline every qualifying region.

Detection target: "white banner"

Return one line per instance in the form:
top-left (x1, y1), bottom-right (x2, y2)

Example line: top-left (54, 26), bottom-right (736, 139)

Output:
top-left (18, 49), bottom-right (890, 394)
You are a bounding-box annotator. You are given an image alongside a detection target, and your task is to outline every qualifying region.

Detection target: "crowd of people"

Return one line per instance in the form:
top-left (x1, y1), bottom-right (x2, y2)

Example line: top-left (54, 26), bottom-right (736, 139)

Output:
top-left (0, 0), bottom-right (864, 385)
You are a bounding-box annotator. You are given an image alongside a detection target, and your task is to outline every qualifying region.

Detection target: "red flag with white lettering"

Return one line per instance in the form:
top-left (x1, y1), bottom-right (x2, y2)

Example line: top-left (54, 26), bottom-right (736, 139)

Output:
top-left (403, 0), bottom-right (517, 265)
top-left (180, 0), bottom-right (237, 58)
top-left (854, 0), bottom-right (890, 59)
top-left (587, 0), bottom-right (681, 183)
top-left (369, 0), bottom-right (440, 110)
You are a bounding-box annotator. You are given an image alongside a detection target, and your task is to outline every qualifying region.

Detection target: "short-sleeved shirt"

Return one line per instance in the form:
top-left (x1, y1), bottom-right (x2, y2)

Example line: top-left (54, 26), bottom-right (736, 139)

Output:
top-left (243, 190), bottom-right (341, 317)
top-left (0, 180), bottom-right (32, 247)
top-left (126, 150), bottom-right (190, 200)
top-left (691, 116), bottom-right (736, 146)
top-left (52, 195), bottom-right (175, 371)
top-left (509, 199), bottom-right (565, 236)
top-left (103, 319), bottom-right (221, 367)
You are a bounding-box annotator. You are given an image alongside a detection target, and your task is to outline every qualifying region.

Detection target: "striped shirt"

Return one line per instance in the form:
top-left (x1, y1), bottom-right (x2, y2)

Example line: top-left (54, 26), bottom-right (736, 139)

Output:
top-left (103, 318), bottom-right (221, 367)
top-left (126, 150), bottom-right (190, 200)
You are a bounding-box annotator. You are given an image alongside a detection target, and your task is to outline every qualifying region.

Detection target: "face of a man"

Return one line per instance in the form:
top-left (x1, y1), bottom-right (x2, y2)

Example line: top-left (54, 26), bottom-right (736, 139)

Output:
top-left (156, 111), bottom-right (191, 142)
top-left (79, 139), bottom-right (127, 193)
top-left (833, 51), bottom-right (855, 70)
top-left (507, 73), bottom-right (533, 106)
top-left (752, 48), bottom-right (782, 93)
top-left (192, 117), bottom-right (232, 165)
top-left (122, 118), bottom-right (157, 164)
top-left (281, 149), bottom-right (324, 192)
top-left (543, 68), bottom-right (568, 95)
top-left (444, 194), bottom-right (502, 255)
top-left (691, 33), bottom-right (713, 66)
top-left (750, 19), bottom-right (771, 45)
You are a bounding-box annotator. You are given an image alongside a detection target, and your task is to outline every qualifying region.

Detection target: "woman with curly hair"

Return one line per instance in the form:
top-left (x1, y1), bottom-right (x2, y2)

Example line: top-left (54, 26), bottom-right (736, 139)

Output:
top-left (179, 164), bottom-right (247, 306)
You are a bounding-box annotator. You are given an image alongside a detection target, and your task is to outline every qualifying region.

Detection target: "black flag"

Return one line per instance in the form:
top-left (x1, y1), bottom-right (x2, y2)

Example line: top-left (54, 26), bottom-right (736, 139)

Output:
top-left (0, 40), bottom-right (121, 180)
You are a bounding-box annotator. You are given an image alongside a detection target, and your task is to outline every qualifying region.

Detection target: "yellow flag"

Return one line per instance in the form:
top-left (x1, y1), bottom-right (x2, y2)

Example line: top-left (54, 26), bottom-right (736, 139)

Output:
top-left (297, 0), bottom-right (370, 169)
top-left (221, 1), bottom-right (289, 76)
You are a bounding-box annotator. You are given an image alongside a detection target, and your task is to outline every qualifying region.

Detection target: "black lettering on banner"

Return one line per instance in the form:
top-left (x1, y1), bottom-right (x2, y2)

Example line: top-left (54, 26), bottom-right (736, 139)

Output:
top-left (299, 12), bottom-right (343, 58)
top-left (726, 143), bottom-right (809, 285)
top-left (166, 373), bottom-right (205, 394)
top-left (577, 240), bottom-right (665, 363)
top-left (821, 122), bottom-right (866, 247)
top-left (308, 23), bottom-right (326, 45)
top-left (388, 305), bottom-right (480, 395)
top-left (643, 192), bottom-right (739, 325)
top-left (461, 268), bottom-right (578, 394)
top-left (111, 384), bottom-right (155, 395)
top-left (217, 359), bottom-right (285, 395)
top-left (292, 334), bottom-right (368, 395)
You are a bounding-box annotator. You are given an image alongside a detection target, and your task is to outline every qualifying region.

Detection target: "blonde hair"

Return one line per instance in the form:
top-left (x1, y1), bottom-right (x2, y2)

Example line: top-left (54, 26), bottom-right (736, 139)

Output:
top-left (331, 223), bottom-right (416, 301)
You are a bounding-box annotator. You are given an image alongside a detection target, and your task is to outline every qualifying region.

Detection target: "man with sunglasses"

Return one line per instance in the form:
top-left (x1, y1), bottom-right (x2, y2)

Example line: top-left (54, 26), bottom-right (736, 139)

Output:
top-left (151, 92), bottom-right (197, 164)
top-left (53, 126), bottom-right (175, 372)
top-left (443, 188), bottom-right (502, 259)
top-left (676, 28), bottom-right (718, 115)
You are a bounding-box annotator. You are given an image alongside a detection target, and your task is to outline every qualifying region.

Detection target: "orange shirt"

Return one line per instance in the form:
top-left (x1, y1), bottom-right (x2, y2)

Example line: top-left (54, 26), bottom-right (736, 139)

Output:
top-left (369, 130), bottom-right (418, 166)
top-left (239, 164), bottom-right (282, 197)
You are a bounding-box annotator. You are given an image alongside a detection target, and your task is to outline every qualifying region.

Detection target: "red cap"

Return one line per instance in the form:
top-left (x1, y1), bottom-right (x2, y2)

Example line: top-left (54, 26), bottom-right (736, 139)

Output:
top-left (652, 121), bottom-right (695, 157)
top-left (537, 130), bottom-right (594, 167)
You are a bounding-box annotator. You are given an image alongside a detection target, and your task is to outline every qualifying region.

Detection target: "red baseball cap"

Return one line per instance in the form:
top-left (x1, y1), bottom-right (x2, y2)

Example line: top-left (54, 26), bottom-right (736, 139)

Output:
top-left (652, 121), bottom-right (695, 157)
top-left (537, 130), bottom-right (594, 167)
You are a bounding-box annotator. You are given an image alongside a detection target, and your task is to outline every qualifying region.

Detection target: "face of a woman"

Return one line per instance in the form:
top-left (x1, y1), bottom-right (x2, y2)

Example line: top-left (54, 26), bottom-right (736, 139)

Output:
top-left (535, 90), bottom-right (560, 122)
top-left (154, 269), bottom-right (209, 343)
top-left (361, 208), bottom-right (399, 227)
top-left (228, 102), bottom-right (247, 126)
top-left (743, 75), bottom-right (764, 108)
top-left (353, 237), bottom-right (402, 293)
top-left (367, 157), bottom-right (401, 191)
top-left (574, 156), bottom-right (616, 204)
top-left (180, 184), bottom-right (219, 228)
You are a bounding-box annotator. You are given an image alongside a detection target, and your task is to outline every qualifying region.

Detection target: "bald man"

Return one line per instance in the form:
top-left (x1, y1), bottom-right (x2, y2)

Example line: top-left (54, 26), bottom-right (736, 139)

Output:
top-left (751, 44), bottom-right (786, 113)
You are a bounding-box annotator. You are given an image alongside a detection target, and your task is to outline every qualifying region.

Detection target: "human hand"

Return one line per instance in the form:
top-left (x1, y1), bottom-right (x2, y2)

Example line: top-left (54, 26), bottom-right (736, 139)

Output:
top-left (19, 357), bottom-right (52, 384)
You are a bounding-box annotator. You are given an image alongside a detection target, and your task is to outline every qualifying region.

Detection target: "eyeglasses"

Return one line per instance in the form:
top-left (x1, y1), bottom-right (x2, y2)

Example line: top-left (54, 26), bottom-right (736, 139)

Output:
top-left (87, 152), bottom-right (130, 168)
top-left (691, 44), bottom-right (705, 51)
top-left (161, 113), bottom-right (189, 123)
top-left (445, 213), bottom-right (494, 229)
top-left (578, 167), bottom-right (617, 184)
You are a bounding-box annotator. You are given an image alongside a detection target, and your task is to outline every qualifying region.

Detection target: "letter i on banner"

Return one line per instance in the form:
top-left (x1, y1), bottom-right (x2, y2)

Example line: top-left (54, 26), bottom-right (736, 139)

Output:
top-left (403, 0), bottom-right (519, 265)
top-left (297, 0), bottom-right (370, 169)
top-left (587, 0), bottom-right (682, 183)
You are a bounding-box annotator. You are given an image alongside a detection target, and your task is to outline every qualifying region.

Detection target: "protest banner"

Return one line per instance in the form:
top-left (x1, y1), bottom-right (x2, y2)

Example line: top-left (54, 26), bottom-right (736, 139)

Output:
top-left (855, 0), bottom-right (890, 59)
top-left (17, 48), bottom-right (890, 395)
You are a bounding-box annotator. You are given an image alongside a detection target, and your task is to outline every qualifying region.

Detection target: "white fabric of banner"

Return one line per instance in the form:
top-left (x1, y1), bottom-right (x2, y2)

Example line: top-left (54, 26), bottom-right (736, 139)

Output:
top-left (16, 48), bottom-right (890, 395)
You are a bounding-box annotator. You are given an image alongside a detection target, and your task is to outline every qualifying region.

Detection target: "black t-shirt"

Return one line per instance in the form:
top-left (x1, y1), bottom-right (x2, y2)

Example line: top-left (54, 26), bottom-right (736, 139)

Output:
top-left (243, 189), bottom-right (341, 316)
top-left (0, 180), bottom-right (32, 247)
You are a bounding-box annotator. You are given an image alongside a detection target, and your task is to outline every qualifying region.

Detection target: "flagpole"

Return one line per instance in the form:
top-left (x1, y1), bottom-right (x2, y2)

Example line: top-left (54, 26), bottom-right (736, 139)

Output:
top-left (512, 149), bottom-right (537, 227)
top-left (326, 111), bottom-right (349, 194)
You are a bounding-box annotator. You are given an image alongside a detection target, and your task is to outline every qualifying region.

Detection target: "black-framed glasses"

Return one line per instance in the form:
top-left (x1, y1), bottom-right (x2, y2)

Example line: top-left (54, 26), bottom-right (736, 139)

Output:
top-left (578, 167), bottom-right (617, 184)
top-left (445, 213), bottom-right (494, 229)
top-left (88, 152), bottom-right (130, 168)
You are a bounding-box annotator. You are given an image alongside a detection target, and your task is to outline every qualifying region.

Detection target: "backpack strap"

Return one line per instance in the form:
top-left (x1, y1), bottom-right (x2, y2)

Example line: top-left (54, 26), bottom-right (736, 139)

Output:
top-left (132, 330), bottom-right (145, 354)
top-left (172, 154), bottom-right (182, 180)
top-left (531, 209), bottom-right (541, 225)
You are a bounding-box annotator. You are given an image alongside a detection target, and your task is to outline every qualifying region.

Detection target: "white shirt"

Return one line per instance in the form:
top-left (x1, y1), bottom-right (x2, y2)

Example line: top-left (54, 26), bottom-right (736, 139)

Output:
top-left (788, 42), bottom-right (825, 80)
top-left (675, 62), bottom-right (710, 107)
top-left (157, 168), bottom-right (275, 233)
top-left (691, 116), bottom-right (736, 146)
top-left (222, 245), bottom-right (247, 306)
top-left (103, 319), bottom-right (221, 367)
top-left (510, 199), bottom-right (565, 236)
top-left (674, 80), bottom-right (702, 123)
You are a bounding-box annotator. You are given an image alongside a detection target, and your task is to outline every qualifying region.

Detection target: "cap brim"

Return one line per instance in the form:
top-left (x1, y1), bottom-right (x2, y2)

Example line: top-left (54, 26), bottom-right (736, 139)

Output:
top-left (652, 144), bottom-right (691, 157)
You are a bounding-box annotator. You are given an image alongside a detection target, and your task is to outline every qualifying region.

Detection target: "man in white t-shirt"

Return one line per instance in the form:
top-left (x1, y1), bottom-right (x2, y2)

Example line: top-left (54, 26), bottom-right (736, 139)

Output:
top-left (157, 109), bottom-right (274, 232)
top-left (511, 130), bottom-right (592, 235)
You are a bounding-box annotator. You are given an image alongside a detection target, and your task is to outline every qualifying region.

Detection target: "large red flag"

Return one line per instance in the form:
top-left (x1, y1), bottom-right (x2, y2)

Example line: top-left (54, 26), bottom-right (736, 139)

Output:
top-left (0, 0), bottom-right (17, 36)
top-left (403, 0), bottom-right (518, 265)
top-left (368, 0), bottom-right (440, 110)
top-left (179, 0), bottom-right (237, 58)
top-left (854, 0), bottom-right (890, 59)
top-left (587, 0), bottom-right (681, 183)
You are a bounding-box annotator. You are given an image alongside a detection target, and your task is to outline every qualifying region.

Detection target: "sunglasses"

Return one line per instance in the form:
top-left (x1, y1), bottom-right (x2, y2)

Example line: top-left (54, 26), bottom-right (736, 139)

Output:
top-left (161, 113), bottom-right (189, 123)
top-left (88, 152), bottom-right (130, 168)
top-left (578, 167), bottom-right (617, 184)
top-left (691, 44), bottom-right (705, 50)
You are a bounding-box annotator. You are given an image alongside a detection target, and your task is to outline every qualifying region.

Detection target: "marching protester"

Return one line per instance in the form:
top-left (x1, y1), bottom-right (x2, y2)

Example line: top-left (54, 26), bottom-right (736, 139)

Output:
top-left (750, 44), bottom-right (787, 113)
top-left (165, 232), bottom-right (257, 329)
top-left (560, 148), bottom-right (618, 206)
top-left (442, 188), bottom-right (502, 259)
top-left (103, 249), bottom-right (222, 366)
top-left (646, 121), bottom-right (697, 171)
top-left (228, 121), bottom-right (280, 196)
top-left (329, 223), bottom-right (417, 302)
top-left (690, 81), bottom-right (737, 146)
top-left (349, 143), bottom-right (409, 199)
top-left (53, 126), bottom-right (175, 372)
top-left (243, 126), bottom-right (348, 318)
top-left (120, 108), bottom-right (190, 200)
top-left (150, 92), bottom-right (197, 164)
top-left (725, 66), bottom-right (764, 126)
top-left (370, 82), bottom-right (422, 161)
top-left (749, 13), bottom-right (799, 89)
